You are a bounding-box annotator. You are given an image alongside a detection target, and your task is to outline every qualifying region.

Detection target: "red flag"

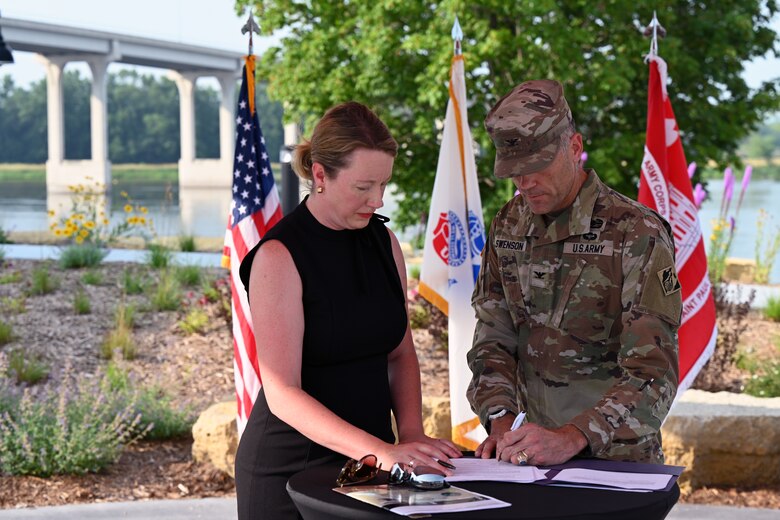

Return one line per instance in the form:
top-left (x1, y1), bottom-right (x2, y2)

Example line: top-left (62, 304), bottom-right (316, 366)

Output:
top-left (638, 55), bottom-right (717, 395)
top-left (222, 55), bottom-right (283, 436)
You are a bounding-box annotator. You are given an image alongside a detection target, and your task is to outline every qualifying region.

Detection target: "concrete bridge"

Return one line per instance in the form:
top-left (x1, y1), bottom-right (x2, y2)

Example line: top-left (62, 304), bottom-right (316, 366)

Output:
top-left (0, 16), bottom-right (243, 192)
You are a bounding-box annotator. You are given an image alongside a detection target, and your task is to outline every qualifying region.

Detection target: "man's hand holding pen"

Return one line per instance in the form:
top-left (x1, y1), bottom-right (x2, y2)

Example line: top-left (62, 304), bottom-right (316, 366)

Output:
top-left (476, 411), bottom-right (588, 467)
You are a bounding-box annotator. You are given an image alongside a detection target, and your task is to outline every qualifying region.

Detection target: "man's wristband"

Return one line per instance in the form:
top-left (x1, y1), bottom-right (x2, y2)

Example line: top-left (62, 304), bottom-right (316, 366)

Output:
top-left (488, 409), bottom-right (509, 421)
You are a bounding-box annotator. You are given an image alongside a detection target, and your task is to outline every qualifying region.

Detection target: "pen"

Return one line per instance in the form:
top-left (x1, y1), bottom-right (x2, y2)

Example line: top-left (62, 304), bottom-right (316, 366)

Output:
top-left (511, 412), bottom-right (528, 466)
top-left (510, 411), bottom-right (526, 431)
top-left (435, 458), bottom-right (456, 470)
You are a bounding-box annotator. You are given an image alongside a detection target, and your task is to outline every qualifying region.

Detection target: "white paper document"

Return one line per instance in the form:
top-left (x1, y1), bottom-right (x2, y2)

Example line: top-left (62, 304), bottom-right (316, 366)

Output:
top-left (445, 457), bottom-right (548, 483)
top-left (551, 468), bottom-right (673, 491)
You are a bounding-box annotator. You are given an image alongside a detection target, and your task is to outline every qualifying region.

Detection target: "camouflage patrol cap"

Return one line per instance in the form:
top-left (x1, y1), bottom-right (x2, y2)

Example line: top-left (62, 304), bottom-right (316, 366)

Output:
top-left (485, 79), bottom-right (573, 178)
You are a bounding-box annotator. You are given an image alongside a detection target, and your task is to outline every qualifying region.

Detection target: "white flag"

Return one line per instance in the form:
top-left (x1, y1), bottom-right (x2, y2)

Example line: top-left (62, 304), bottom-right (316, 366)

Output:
top-left (419, 53), bottom-right (487, 450)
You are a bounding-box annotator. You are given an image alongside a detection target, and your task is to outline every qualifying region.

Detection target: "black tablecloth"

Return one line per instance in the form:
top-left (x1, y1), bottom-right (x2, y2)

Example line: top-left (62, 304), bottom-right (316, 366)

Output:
top-left (286, 462), bottom-right (679, 520)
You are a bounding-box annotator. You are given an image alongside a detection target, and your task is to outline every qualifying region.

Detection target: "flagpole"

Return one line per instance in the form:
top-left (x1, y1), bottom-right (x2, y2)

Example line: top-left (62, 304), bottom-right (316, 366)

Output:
top-left (450, 16), bottom-right (475, 258)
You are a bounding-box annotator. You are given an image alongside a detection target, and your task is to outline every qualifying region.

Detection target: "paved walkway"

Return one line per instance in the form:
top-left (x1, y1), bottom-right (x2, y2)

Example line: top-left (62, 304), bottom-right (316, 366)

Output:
top-left (0, 497), bottom-right (778, 519)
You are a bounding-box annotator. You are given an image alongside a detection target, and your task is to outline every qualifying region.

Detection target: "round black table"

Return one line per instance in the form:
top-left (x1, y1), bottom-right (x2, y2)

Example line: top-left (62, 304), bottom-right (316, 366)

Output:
top-left (286, 462), bottom-right (679, 520)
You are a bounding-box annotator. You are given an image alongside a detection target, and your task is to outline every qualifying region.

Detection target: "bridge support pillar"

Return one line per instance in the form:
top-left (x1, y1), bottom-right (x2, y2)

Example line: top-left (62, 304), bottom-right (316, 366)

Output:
top-left (172, 71), bottom-right (232, 193)
top-left (38, 54), bottom-right (111, 194)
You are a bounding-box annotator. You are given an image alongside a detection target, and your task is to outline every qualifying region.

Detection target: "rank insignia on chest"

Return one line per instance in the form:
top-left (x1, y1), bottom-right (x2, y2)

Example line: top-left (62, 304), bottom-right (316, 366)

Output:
top-left (657, 266), bottom-right (681, 296)
top-left (495, 238), bottom-right (527, 251)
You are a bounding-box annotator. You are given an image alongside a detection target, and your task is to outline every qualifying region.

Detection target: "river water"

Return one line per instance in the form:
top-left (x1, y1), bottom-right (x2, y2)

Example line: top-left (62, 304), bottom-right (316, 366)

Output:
top-left (1, 177), bottom-right (779, 283)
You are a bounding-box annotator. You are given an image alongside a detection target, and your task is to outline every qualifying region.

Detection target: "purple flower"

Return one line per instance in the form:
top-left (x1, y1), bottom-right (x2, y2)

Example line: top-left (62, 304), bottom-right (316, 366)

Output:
top-left (723, 167), bottom-right (734, 202)
top-left (581, 151), bottom-right (588, 165)
top-left (741, 165), bottom-right (752, 193)
top-left (729, 216), bottom-right (736, 231)
top-left (687, 162), bottom-right (697, 179)
top-left (693, 183), bottom-right (707, 208)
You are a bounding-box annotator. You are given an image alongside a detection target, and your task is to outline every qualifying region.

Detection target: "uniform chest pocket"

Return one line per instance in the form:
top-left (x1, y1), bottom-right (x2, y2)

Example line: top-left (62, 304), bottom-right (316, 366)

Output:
top-left (551, 260), bottom-right (614, 343)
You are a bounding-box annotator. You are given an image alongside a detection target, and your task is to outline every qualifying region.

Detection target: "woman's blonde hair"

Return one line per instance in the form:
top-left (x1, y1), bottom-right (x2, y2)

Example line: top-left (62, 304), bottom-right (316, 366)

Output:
top-left (292, 101), bottom-right (398, 184)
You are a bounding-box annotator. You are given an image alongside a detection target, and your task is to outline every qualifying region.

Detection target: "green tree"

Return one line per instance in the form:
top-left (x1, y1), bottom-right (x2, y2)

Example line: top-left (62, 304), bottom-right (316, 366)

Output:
top-left (0, 75), bottom-right (47, 163)
top-left (742, 120), bottom-right (780, 164)
top-left (239, 0), bottom-right (780, 229)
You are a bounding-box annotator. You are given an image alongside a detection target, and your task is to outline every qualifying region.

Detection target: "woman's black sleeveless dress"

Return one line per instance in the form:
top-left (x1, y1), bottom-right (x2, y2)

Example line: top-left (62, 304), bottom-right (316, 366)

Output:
top-left (234, 199), bottom-right (407, 519)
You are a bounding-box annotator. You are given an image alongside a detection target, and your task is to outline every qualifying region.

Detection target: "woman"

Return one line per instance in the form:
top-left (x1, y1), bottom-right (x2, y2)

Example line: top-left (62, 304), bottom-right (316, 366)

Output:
top-left (234, 101), bottom-right (461, 519)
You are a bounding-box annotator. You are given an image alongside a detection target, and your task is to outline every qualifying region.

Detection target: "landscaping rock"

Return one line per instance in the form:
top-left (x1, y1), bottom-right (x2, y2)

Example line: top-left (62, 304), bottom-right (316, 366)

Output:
top-left (662, 390), bottom-right (780, 492)
top-left (192, 401), bottom-right (238, 478)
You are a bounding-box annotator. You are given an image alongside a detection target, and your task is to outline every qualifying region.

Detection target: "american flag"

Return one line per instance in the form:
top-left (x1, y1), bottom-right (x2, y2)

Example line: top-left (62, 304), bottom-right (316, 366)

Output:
top-left (222, 55), bottom-right (283, 436)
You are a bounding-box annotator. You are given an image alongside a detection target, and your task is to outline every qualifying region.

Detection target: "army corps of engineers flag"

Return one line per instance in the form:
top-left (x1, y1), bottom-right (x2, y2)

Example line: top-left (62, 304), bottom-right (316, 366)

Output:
top-left (638, 55), bottom-right (717, 396)
top-left (419, 53), bottom-right (487, 449)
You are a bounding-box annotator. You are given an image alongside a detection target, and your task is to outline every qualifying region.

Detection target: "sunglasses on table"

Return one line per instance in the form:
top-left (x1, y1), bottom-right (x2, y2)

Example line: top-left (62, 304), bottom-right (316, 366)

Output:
top-left (388, 462), bottom-right (450, 491)
top-left (335, 454), bottom-right (382, 487)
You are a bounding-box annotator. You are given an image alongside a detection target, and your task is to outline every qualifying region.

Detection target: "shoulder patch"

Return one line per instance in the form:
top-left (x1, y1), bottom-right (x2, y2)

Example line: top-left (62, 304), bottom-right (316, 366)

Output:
top-left (657, 266), bottom-right (681, 296)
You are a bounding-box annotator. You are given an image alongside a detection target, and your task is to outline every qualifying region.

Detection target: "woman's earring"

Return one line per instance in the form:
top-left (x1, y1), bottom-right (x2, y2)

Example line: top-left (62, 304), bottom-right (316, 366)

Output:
top-left (316, 186), bottom-right (323, 193)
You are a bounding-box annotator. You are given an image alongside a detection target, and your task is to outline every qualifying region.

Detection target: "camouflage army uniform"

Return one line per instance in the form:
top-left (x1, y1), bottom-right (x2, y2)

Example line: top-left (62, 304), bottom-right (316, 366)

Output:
top-left (467, 169), bottom-right (681, 463)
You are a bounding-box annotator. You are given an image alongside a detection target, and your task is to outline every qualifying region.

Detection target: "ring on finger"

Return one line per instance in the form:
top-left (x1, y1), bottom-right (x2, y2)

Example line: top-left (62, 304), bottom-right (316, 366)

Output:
top-left (408, 459), bottom-right (415, 467)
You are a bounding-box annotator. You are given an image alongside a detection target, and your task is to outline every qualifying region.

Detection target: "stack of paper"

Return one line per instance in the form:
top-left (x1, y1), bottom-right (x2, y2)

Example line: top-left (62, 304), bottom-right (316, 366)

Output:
top-left (445, 458), bottom-right (548, 483)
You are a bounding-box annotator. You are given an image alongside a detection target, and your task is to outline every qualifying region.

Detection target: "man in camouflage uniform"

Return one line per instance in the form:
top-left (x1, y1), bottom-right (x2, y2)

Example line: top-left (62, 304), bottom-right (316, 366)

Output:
top-left (467, 79), bottom-right (681, 466)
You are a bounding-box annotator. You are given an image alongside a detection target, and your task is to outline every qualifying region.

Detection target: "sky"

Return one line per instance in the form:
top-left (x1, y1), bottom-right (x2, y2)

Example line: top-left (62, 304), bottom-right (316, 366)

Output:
top-left (0, 0), bottom-right (778, 90)
top-left (0, 0), bottom-right (280, 87)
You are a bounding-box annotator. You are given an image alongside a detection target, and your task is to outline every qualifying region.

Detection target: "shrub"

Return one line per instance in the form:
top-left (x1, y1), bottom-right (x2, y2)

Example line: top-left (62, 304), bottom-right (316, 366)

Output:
top-left (73, 288), bottom-right (91, 315)
top-left (100, 304), bottom-right (137, 360)
top-left (409, 302), bottom-right (431, 329)
top-left (1, 296), bottom-right (26, 315)
top-left (175, 265), bottom-right (202, 287)
top-left (82, 269), bottom-right (103, 285)
top-left (121, 268), bottom-right (145, 295)
top-left (59, 244), bottom-right (107, 269)
top-left (0, 320), bottom-right (14, 346)
top-left (179, 308), bottom-right (208, 335)
top-left (146, 244), bottom-right (173, 269)
top-left (0, 225), bottom-right (10, 244)
top-left (178, 234), bottom-right (196, 252)
top-left (7, 349), bottom-right (49, 384)
top-left (0, 271), bottom-right (22, 284)
top-left (103, 365), bottom-right (194, 440)
top-left (149, 271), bottom-right (181, 311)
top-left (765, 296), bottom-right (780, 322)
top-left (0, 369), bottom-right (147, 476)
top-left (29, 264), bottom-right (59, 295)
top-left (743, 361), bottom-right (780, 397)
top-left (692, 284), bottom-right (755, 392)
top-left (0, 248), bottom-right (4, 264)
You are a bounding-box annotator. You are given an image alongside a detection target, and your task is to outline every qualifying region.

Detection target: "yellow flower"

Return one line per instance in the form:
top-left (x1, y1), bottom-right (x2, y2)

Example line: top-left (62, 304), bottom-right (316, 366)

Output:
top-left (140, 207), bottom-right (148, 214)
top-left (75, 236), bottom-right (84, 244)
top-left (54, 229), bottom-right (63, 236)
top-left (120, 191), bottom-right (128, 198)
top-left (74, 213), bottom-right (84, 221)
top-left (710, 234), bottom-right (716, 241)
top-left (139, 217), bottom-right (146, 225)
top-left (79, 229), bottom-right (90, 238)
top-left (47, 210), bottom-right (55, 217)
top-left (103, 218), bottom-right (110, 225)
top-left (124, 204), bottom-right (133, 213)
top-left (85, 221), bottom-right (96, 229)
top-left (127, 216), bottom-right (135, 224)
